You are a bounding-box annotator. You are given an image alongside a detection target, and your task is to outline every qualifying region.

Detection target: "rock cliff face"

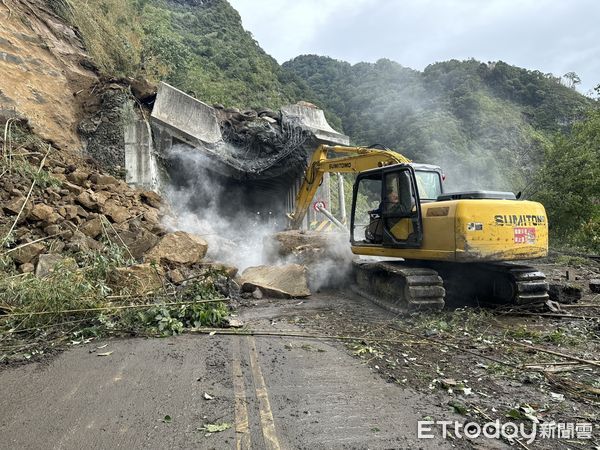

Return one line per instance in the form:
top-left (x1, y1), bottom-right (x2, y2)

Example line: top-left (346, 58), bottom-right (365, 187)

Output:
top-left (0, 0), bottom-right (97, 150)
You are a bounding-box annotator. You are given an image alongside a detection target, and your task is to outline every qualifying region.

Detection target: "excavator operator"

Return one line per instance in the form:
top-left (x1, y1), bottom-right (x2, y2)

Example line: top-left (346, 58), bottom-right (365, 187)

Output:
top-left (366, 188), bottom-right (398, 243)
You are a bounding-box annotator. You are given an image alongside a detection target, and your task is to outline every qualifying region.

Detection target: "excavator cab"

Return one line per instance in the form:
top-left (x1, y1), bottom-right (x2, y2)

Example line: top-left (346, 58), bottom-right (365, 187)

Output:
top-left (351, 164), bottom-right (424, 249)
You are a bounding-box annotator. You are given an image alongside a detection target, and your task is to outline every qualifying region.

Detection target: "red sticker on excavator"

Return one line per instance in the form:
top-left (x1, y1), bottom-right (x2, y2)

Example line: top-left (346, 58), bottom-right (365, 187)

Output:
top-left (514, 227), bottom-right (536, 244)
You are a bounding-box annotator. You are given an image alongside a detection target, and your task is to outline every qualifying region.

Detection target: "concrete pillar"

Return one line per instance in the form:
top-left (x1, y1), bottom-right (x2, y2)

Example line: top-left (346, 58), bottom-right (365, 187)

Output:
top-left (124, 107), bottom-right (159, 189)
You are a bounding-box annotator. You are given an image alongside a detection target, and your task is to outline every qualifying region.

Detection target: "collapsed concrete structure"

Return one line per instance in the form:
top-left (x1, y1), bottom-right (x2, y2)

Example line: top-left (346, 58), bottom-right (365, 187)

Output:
top-left (128, 82), bottom-right (349, 229)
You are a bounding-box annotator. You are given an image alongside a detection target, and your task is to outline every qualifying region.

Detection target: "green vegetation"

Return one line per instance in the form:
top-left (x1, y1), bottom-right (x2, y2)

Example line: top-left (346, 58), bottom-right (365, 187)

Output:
top-left (283, 56), bottom-right (590, 193)
top-left (532, 105), bottom-right (600, 251)
top-left (48, 1), bottom-right (598, 249)
top-left (52, 0), bottom-right (312, 108)
top-left (0, 256), bottom-right (229, 360)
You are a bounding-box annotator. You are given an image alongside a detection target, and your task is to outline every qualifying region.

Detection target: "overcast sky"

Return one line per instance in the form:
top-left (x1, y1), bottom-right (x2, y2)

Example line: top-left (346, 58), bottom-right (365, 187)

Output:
top-left (228, 0), bottom-right (600, 94)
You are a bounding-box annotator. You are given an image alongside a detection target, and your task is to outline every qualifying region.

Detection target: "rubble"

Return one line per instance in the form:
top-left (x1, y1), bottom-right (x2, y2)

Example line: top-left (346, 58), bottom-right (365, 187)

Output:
top-left (590, 279), bottom-right (600, 294)
top-left (35, 254), bottom-right (76, 278)
top-left (240, 264), bottom-right (311, 298)
top-left (549, 283), bottom-right (583, 304)
top-left (263, 230), bottom-right (332, 265)
top-left (108, 263), bottom-right (165, 296)
top-left (144, 231), bottom-right (208, 266)
top-left (263, 230), bottom-right (354, 290)
top-left (11, 243), bottom-right (46, 265)
top-left (0, 135), bottom-right (171, 279)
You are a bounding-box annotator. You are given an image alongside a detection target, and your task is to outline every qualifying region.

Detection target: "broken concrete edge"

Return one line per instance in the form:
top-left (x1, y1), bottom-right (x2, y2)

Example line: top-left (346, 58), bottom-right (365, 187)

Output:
top-left (151, 82), bottom-right (348, 150)
top-left (281, 104), bottom-right (349, 146)
top-left (151, 82), bottom-right (222, 145)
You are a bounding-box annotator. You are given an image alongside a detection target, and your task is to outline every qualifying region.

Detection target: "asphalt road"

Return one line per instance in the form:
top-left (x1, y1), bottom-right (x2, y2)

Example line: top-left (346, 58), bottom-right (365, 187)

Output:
top-left (0, 293), bottom-right (462, 449)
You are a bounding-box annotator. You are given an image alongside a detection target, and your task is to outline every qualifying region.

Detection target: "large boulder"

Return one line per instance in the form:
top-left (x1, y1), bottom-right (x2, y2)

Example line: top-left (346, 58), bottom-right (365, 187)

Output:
top-left (90, 173), bottom-right (119, 186)
top-left (80, 217), bottom-right (103, 238)
top-left (240, 264), bottom-right (310, 298)
top-left (4, 195), bottom-right (32, 223)
top-left (141, 190), bottom-right (162, 209)
top-left (263, 230), bottom-right (350, 265)
top-left (113, 229), bottom-right (160, 260)
top-left (101, 200), bottom-right (129, 223)
top-left (144, 231), bottom-right (208, 265)
top-left (109, 263), bottom-right (165, 296)
top-left (29, 203), bottom-right (57, 223)
top-left (11, 243), bottom-right (45, 264)
top-left (35, 254), bottom-right (77, 278)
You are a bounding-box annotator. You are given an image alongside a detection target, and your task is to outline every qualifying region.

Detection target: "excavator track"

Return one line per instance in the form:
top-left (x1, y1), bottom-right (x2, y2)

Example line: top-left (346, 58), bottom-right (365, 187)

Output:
top-left (352, 260), bottom-right (549, 313)
top-left (473, 263), bottom-right (549, 306)
top-left (430, 262), bottom-right (549, 307)
top-left (352, 260), bottom-right (445, 314)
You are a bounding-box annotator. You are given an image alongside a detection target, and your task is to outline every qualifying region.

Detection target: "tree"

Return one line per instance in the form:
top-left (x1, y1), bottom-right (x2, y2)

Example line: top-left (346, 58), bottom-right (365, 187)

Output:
top-left (532, 108), bottom-right (600, 250)
top-left (563, 72), bottom-right (581, 90)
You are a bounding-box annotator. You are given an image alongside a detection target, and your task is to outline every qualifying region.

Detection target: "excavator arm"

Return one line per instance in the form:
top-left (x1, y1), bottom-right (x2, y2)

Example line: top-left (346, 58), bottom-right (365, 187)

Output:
top-left (288, 144), bottom-right (411, 229)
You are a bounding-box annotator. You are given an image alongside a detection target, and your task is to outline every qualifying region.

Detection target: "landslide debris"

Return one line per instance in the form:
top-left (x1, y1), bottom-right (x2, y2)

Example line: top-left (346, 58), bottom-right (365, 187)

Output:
top-left (0, 121), bottom-right (238, 363)
top-left (240, 264), bottom-right (311, 298)
top-left (211, 105), bottom-right (314, 180)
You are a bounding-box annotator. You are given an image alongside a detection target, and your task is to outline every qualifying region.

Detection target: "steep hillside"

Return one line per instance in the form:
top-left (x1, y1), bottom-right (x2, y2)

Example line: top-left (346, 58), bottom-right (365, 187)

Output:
top-left (50, 0), bottom-right (311, 108)
top-left (283, 56), bottom-right (591, 191)
top-left (0, 1), bottom-right (98, 150)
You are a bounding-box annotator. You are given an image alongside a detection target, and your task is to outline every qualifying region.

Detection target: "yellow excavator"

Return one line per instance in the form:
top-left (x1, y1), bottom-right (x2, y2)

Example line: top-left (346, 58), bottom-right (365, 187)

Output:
top-left (288, 144), bottom-right (549, 311)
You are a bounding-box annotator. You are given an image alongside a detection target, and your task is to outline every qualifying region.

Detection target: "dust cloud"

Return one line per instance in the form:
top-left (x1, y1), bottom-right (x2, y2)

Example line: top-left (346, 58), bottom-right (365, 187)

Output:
top-left (161, 144), bottom-right (282, 272)
top-left (162, 144), bottom-right (355, 289)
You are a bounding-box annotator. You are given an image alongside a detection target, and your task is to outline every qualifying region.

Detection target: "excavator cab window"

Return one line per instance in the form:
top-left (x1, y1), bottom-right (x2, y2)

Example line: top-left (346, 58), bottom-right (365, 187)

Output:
top-left (381, 167), bottom-right (423, 247)
top-left (351, 165), bottom-right (423, 248)
top-left (351, 173), bottom-right (383, 244)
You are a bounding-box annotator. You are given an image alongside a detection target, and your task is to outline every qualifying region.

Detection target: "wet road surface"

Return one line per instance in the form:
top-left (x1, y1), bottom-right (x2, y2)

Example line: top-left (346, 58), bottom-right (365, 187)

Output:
top-left (0, 292), bottom-right (462, 449)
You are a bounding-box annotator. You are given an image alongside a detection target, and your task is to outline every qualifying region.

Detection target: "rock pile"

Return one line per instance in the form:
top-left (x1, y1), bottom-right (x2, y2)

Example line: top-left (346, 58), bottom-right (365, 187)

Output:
top-left (0, 139), bottom-right (230, 296)
top-left (0, 149), bottom-right (163, 268)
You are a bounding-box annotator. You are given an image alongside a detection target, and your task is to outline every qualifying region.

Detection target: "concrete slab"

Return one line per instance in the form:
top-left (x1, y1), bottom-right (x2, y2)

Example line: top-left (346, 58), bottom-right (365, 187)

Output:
top-left (282, 103), bottom-right (349, 145)
top-left (151, 82), bottom-right (222, 146)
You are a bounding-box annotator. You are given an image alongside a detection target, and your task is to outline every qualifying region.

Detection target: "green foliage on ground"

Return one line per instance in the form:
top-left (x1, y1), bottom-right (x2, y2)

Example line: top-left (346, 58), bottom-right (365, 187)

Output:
top-left (0, 257), bottom-right (230, 360)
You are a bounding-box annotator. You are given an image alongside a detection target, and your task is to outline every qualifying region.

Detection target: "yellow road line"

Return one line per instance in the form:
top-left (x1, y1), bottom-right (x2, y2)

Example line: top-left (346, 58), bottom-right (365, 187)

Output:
top-left (232, 339), bottom-right (252, 450)
top-left (247, 337), bottom-right (281, 450)
top-left (315, 220), bottom-right (328, 232)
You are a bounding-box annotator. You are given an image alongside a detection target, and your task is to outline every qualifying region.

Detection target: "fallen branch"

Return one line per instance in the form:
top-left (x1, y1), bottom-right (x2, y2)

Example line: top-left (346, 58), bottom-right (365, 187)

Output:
top-left (545, 372), bottom-right (600, 404)
top-left (190, 328), bottom-right (432, 346)
top-left (1, 232), bottom-right (63, 256)
top-left (0, 298), bottom-right (230, 319)
top-left (504, 312), bottom-right (598, 320)
top-left (524, 364), bottom-right (593, 373)
top-left (1, 145), bottom-right (51, 247)
top-left (512, 341), bottom-right (600, 368)
top-left (100, 215), bottom-right (134, 261)
top-left (559, 304), bottom-right (600, 308)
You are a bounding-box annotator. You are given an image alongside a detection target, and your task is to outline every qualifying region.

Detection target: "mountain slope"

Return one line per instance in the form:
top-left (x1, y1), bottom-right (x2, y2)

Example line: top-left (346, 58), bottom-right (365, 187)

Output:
top-left (51, 0), bottom-right (312, 108)
top-left (283, 56), bottom-right (590, 191)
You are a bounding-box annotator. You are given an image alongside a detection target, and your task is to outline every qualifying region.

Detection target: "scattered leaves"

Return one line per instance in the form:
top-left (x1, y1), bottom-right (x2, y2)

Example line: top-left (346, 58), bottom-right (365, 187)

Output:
top-left (199, 422), bottom-right (231, 435)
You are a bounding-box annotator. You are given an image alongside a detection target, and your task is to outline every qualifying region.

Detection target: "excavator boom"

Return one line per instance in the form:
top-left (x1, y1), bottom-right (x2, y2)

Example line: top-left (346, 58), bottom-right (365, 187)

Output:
top-left (288, 144), bottom-right (410, 229)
